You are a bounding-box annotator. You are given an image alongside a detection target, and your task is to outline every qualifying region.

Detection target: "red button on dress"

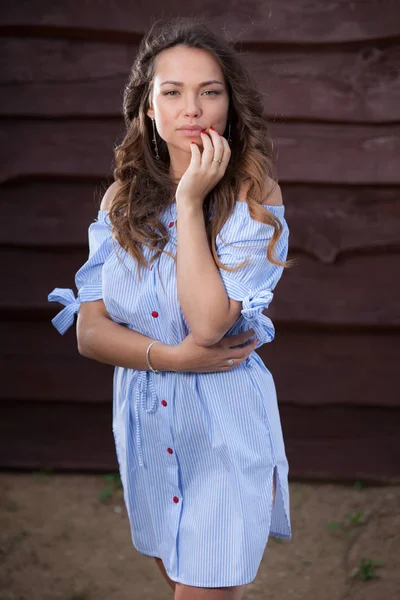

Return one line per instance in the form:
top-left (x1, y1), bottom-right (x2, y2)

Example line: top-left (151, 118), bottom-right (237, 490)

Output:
top-left (167, 447), bottom-right (173, 454)
top-left (169, 221), bottom-right (175, 228)
top-left (173, 496), bottom-right (179, 503)
top-left (161, 400), bottom-right (167, 407)
top-left (151, 311), bottom-right (159, 318)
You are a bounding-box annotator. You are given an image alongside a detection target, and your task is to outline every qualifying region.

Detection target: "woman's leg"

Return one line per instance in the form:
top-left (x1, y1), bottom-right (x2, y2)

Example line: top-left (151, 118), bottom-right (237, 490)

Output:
top-left (174, 583), bottom-right (248, 600)
top-left (154, 557), bottom-right (176, 591)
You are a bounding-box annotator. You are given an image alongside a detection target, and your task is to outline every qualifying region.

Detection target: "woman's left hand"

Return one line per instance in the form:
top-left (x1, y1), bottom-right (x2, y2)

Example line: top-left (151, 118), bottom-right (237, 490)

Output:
top-left (175, 126), bottom-right (231, 209)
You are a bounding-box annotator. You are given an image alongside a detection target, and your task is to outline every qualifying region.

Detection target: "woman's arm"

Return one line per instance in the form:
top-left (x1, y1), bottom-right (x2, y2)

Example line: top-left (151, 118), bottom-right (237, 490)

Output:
top-left (176, 204), bottom-right (238, 347)
top-left (77, 300), bottom-right (178, 371)
top-left (176, 178), bottom-right (283, 347)
top-left (70, 183), bottom-right (177, 371)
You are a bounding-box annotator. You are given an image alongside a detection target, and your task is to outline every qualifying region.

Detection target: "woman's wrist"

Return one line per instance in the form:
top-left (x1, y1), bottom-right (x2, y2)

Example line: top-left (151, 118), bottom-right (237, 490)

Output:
top-left (149, 341), bottom-right (182, 373)
top-left (176, 198), bottom-right (204, 215)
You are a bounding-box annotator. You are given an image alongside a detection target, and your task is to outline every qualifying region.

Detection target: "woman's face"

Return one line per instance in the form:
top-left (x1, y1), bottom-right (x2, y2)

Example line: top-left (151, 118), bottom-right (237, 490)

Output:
top-left (147, 45), bottom-right (230, 154)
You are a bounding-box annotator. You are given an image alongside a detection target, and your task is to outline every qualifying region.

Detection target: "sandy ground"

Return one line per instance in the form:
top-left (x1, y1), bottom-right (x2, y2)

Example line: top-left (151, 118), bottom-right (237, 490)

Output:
top-left (0, 472), bottom-right (399, 600)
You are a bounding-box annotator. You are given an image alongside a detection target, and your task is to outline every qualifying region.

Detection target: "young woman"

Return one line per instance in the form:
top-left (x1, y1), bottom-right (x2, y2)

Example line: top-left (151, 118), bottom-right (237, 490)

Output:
top-left (48, 17), bottom-right (293, 600)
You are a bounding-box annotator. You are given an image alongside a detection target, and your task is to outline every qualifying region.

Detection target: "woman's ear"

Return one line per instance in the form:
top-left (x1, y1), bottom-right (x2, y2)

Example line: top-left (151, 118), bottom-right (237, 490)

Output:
top-left (147, 107), bottom-right (154, 120)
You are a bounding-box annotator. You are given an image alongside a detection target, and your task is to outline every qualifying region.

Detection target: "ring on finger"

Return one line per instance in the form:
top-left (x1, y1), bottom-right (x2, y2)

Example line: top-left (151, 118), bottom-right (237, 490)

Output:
top-left (212, 157), bottom-right (223, 164)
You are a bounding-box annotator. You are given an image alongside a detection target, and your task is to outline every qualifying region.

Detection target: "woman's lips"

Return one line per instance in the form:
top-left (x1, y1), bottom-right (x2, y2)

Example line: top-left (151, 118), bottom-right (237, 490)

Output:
top-left (178, 129), bottom-right (203, 136)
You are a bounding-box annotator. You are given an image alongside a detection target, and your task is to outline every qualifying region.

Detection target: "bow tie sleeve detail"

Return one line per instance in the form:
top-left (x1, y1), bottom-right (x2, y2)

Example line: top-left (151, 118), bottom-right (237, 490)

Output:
top-left (47, 287), bottom-right (80, 335)
top-left (241, 290), bottom-right (275, 345)
top-left (48, 210), bottom-right (113, 335)
top-left (216, 203), bottom-right (289, 348)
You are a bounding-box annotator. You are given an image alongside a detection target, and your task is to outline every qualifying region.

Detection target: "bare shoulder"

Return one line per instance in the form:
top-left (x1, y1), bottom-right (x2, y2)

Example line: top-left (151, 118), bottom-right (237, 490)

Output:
top-left (237, 176), bottom-right (283, 205)
top-left (100, 180), bottom-right (123, 211)
top-left (261, 175), bottom-right (282, 206)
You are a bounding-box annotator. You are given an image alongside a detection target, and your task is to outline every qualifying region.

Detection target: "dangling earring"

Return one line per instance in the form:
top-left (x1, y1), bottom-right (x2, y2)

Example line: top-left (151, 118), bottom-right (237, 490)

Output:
top-left (227, 120), bottom-right (232, 144)
top-left (151, 118), bottom-right (160, 160)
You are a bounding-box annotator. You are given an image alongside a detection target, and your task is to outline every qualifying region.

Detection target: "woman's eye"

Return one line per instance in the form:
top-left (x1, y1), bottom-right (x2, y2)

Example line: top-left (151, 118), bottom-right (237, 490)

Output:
top-left (164, 90), bottom-right (220, 96)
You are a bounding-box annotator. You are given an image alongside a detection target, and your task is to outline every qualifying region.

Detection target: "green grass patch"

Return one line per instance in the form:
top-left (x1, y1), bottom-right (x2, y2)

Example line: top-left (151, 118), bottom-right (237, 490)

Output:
top-left (350, 557), bottom-right (384, 581)
top-left (97, 472), bottom-right (123, 503)
top-left (328, 510), bottom-right (367, 536)
top-left (6, 500), bottom-right (19, 512)
top-left (33, 467), bottom-right (54, 484)
top-left (64, 591), bottom-right (90, 600)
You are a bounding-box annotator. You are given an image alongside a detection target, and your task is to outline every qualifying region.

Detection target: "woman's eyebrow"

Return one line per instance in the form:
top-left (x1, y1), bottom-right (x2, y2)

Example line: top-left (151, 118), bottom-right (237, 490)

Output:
top-left (160, 80), bottom-right (224, 87)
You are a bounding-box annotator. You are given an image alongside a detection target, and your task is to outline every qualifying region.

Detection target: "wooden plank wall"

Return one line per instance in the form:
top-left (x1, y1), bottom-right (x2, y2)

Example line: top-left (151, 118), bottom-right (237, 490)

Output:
top-left (1, 1), bottom-right (399, 482)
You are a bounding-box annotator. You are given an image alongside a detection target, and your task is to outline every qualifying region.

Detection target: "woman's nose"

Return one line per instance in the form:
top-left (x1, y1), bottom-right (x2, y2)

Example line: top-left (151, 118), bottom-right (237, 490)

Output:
top-left (183, 96), bottom-right (201, 116)
top-left (184, 108), bottom-right (200, 117)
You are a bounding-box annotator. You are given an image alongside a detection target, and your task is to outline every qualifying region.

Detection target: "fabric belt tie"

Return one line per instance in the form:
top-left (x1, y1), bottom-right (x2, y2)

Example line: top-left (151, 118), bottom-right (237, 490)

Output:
top-left (126, 369), bottom-right (159, 468)
top-left (125, 368), bottom-right (227, 469)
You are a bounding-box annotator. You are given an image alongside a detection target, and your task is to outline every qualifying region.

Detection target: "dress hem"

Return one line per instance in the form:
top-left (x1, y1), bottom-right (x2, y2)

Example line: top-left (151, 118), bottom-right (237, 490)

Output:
top-left (269, 530), bottom-right (292, 540)
top-left (134, 545), bottom-right (259, 587)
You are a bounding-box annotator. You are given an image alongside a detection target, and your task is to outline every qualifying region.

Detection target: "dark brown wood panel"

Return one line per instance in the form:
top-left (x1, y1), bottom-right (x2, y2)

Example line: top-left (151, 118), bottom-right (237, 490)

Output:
top-left (2, 246), bottom-right (398, 326)
top-left (2, 181), bottom-right (400, 264)
top-left (1, 400), bottom-right (398, 483)
top-left (1, 180), bottom-right (107, 247)
top-left (271, 122), bottom-right (400, 185)
top-left (275, 252), bottom-right (400, 327)
top-left (282, 185), bottom-right (400, 264)
top-left (3, 320), bottom-right (399, 408)
top-left (281, 405), bottom-right (400, 483)
top-left (2, 38), bottom-right (400, 122)
top-left (1, 0), bottom-right (399, 480)
top-left (251, 45), bottom-right (400, 124)
top-left (264, 329), bottom-right (400, 409)
top-left (1, 0), bottom-right (399, 43)
top-left (2, 120), bottom-right (400, 184)
top-left (0, 401), bottom-right (117, 471)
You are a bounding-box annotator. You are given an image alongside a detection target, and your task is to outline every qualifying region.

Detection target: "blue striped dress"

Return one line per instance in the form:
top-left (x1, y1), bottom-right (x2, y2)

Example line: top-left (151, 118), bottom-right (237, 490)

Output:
top-left (48, 200), bottom-right (292, 587)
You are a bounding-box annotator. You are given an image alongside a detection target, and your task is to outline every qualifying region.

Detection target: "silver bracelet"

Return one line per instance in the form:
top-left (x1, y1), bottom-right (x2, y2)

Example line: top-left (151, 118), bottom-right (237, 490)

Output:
top-left (146, 340), bottom-right (161, 374)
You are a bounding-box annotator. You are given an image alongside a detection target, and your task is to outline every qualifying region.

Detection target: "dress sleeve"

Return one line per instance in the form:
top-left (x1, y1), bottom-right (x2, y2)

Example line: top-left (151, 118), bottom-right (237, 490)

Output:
top-left (48, 210), bottom-right (113, 335)
top-left (216, 202), bottom-right (289, 347)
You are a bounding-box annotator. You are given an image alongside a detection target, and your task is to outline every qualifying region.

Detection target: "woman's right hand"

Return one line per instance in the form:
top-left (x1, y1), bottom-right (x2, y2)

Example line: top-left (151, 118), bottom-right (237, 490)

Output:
top-left (173, 329), bottom-right (259, 373)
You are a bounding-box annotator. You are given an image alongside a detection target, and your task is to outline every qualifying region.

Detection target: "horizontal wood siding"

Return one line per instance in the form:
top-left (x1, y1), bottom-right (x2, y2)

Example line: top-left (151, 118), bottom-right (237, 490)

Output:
top-left (1, 2), bottom-right (399, 480)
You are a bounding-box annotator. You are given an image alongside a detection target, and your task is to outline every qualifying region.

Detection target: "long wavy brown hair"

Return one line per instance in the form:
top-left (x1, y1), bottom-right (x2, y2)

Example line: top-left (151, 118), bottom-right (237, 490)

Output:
top-left (107, 16), bottom-right (294, 282)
